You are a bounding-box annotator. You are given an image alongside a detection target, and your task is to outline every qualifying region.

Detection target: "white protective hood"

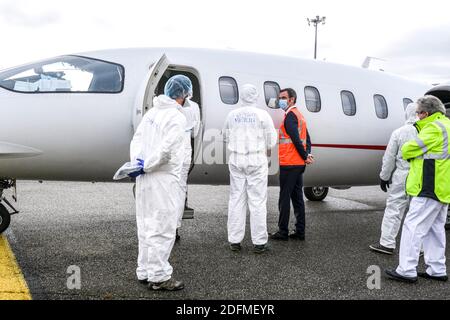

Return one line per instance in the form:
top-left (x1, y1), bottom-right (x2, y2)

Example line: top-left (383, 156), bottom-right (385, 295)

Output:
top-left (405, 102), bottom-right (418, 125)
top-left (153, 95), bottom-right (180, 110)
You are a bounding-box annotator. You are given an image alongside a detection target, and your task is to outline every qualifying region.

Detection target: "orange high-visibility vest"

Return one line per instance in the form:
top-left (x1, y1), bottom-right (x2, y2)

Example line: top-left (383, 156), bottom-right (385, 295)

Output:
top-left (279, 107), bottom-right (308, 166)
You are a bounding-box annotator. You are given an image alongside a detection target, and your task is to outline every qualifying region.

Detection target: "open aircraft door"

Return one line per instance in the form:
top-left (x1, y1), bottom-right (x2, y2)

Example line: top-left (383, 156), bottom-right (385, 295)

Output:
top-left (426, 84), bottom-right (450, 111)
top-left (133, 54), bottom-right (170, 130)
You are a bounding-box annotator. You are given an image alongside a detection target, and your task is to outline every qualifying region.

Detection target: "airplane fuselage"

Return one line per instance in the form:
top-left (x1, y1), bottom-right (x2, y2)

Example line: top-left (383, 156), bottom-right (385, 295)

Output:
top-left (0, 48), bottom-right (431, 187)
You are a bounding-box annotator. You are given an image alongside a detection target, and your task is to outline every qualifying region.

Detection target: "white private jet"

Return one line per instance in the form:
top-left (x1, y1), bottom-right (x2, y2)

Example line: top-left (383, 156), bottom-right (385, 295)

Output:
top-left (0, 47), bottom-right (448, 233)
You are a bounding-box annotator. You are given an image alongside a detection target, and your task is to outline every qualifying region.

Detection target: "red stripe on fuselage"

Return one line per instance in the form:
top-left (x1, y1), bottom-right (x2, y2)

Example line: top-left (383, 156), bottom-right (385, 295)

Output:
top-left (312, 144), bottom-right (387, 151)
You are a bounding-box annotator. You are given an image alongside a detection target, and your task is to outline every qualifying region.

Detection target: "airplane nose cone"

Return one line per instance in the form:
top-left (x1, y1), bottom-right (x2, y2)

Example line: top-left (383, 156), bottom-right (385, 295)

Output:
top-left (0, 88), bottom-right (43, 158)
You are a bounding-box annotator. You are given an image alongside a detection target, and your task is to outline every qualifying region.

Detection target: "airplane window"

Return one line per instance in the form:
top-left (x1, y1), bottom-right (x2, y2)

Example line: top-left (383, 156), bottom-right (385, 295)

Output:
top-left (264, 81), bottom-right (280, 108)
top-left (304, 86), bottom-right (321, 112)
top-left (403, 98), bottom-right (413, 110)
top-left (219, 76), bottom-right (239, 105)
top-left (341, 91), bottom-right (356, 116)
top-left (0, 55), bottom-right (124, 93)
top-left (374, 95), bottom-right (388, 119)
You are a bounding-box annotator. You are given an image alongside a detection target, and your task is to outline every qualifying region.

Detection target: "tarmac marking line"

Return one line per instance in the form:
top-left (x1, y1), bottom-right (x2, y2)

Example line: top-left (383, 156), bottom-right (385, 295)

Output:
top-left (0, 235), bottom-right (31, 300)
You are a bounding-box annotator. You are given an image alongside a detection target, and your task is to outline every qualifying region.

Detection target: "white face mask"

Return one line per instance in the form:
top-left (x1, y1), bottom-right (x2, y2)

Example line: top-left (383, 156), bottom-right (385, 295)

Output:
top-left (182, 97), bottom-right (190, 107)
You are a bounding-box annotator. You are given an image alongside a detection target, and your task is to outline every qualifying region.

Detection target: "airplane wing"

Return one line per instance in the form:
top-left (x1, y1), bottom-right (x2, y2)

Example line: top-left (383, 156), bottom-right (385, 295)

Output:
top-left (0, 141), bottom-right (43, 159)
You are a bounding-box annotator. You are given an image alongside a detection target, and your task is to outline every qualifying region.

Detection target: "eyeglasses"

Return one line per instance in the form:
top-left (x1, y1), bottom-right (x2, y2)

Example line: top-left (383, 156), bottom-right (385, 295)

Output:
top-left (278, 97), bottom-right (289, 100)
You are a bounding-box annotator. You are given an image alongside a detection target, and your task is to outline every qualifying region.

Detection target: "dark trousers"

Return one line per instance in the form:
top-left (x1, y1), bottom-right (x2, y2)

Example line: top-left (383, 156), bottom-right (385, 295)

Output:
top-left (278, 166), bottom-right (306, 236)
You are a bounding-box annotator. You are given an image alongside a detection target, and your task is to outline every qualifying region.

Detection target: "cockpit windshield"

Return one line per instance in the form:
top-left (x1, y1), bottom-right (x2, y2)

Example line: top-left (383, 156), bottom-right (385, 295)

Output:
top-left (0, 55), bottom-right (124, 93)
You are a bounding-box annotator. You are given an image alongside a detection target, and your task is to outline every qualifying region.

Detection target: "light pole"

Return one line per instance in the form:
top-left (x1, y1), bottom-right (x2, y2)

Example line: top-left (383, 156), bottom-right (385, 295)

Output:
top-left (307, 15), bottom-right (326, 59)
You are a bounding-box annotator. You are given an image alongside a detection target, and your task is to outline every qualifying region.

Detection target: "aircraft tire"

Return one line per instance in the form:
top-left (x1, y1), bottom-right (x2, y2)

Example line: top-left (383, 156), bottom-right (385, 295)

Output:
top-left (0, 204), bottom-right (11, 234)
top-left (304, 187), bottom-right (329, 201)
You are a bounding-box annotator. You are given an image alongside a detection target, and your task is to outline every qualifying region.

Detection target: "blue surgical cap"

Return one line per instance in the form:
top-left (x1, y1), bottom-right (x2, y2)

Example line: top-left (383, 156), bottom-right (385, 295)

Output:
top-left (164, 75), bottom-right (193, 100)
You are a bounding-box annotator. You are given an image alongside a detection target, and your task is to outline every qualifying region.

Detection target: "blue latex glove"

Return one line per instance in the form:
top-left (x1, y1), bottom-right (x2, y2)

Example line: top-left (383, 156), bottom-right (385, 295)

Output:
top-left (128, 159), bottom-right (145, 178)
top-left (128, 168), bottom-right (144, 178)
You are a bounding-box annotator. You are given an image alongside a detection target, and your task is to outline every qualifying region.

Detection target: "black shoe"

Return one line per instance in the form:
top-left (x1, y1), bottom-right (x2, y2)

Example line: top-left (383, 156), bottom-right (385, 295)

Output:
top-left (385, 269), bottom-right (418, 283)
top-left (138, 279), bottom-right (149, 285)
top-left (269, 232), bottom-right (288, 241)
top-left (149, 278), bottom-right (185, 291)
top-left (289, 232), bottom-right (305, 240)
top-left (369, 243), bottom-right (394, 255)
top-left (182, 207), bottom-right (194, 219)
top-left (229, 243), bottom-right (242, 251)
top-left (253, 243), bottom-right (270, 254)
top-left (418, 272), bottom-right (448, 282)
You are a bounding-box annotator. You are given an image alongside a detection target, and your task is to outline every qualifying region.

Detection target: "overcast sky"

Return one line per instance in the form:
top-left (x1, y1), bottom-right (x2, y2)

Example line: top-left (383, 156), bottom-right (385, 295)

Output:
top-left (0, 0), bottom-right (449, 84)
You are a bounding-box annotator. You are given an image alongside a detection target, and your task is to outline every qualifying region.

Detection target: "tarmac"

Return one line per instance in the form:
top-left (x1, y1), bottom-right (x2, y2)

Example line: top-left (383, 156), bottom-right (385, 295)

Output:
top-left (2, 181), bottom-right (449, 300)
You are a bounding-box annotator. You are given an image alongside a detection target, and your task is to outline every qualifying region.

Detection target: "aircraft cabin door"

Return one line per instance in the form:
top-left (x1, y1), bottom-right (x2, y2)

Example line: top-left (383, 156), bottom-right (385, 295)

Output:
top-left (133, 54), bottom-right (170, 130)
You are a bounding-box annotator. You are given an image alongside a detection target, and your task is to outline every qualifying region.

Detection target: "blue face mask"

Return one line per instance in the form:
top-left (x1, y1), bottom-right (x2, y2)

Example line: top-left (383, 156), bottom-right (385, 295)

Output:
top-left (278, 99), bottom-right (288, 110)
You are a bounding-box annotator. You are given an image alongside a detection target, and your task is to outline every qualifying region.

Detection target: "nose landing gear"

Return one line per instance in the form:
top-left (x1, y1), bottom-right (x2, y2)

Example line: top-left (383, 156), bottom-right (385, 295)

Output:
top-left (0, 204), bottom-right (11, 234)
top-left (0, 179), bottom-right (19, 234)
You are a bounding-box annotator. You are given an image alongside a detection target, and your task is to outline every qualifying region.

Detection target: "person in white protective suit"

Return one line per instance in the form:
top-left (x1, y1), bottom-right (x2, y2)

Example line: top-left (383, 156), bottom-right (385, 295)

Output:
top-left (129, 75), bottom-right (192, 291)
top-left (222, 84), bottom-right (277, 253)
top-left (369, 103), bottom-right (418, 255)
top-left (175, 97), bottom-right (201, 241)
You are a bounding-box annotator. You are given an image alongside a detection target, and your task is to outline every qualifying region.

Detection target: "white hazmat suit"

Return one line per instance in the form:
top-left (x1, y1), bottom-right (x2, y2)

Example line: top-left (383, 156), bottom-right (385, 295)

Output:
top-left (177, 99), bottom-right (201, 227)
top-left (396, 196), bottom-right (448, 278)
top-left (130, 95), bottom-right (186, 283)
top-left (378, 103), bottom-right (418, 249)
top-left (223, 84), bottom-right (277, 245)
